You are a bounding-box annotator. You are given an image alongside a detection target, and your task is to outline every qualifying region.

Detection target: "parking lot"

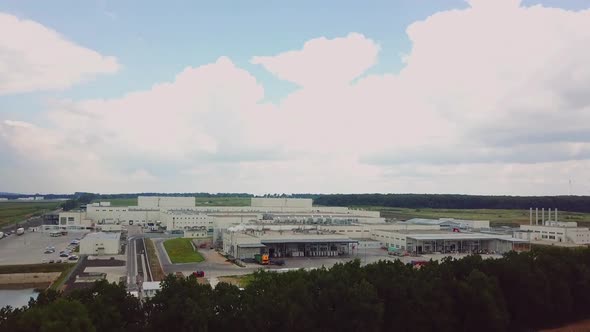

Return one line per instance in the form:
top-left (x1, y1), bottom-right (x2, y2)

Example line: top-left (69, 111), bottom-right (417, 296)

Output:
top-left (0, 231), bottom-right (82, 265)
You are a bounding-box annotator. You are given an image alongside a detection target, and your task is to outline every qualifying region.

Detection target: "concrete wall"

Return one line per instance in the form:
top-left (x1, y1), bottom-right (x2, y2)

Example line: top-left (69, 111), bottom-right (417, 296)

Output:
top-left (371, 230), bottom-right (408, 249)
top-left (161, 212), bottom-right (214, 231)
top-left (86, 206), bottom-right (160, 225)
top-left (138, 196), bottom-right (195, 208)
top-left (251, 198), bottom-right (313, 209)
top-left (184, 230), bottom-right (209, 238)
top-left (58, 211), bottom-right (92, 227)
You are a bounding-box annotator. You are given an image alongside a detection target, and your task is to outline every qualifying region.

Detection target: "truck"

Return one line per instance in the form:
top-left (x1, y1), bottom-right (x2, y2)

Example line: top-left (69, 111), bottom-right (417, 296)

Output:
top-left (16, 228), bottom-right (25, 236)
top-left (254, 253), bottom-right (270, 265)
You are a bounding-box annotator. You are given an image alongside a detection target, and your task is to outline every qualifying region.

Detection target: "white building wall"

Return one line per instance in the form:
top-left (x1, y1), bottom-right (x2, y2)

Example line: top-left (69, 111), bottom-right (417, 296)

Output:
top-left (161, 212), bottom-right (214, 231)
top-left (86, 205), bottom-right (161, 225)
top-left (80, 233), bottom-right (120, 255)
top-left (138, 196), bottom-right (195, 208)
top-left (58, 211), bottom-right (92, 228)
top-left (251, 198), bottom-right (313, 209)
top-left (370, 230), bottom-right (408, 249)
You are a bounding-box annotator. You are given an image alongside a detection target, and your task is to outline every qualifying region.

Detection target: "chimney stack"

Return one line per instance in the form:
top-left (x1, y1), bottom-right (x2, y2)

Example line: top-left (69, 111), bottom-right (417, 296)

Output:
top-left (542, 208), bottom-right (545, 226)
top-left (529, 208), bottom-right (533, 225)
top-left (536, 208), bottom-right (539, 225)
top-left (555, 208), bottom-right (558, 223)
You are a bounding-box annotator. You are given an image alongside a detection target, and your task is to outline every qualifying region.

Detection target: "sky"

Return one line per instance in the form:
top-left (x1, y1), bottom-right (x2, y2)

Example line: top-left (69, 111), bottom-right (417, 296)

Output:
top-left (1, 0), bottom-right (590, 195)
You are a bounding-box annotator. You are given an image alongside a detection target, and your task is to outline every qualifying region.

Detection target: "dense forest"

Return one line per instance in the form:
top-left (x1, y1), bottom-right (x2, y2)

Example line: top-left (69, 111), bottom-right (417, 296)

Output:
top-left (2, 246), bottom-right (590, 332)
top-left (5, 192), bottom-right (590, 213)
top-left (314, 194), bottom-right (590, 213)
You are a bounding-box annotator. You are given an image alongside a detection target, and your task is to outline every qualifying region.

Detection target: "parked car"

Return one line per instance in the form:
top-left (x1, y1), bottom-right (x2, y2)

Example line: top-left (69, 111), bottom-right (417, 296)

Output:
top-left (192, 270), bottom-right (205, 278)
top-left (44, 249), bottom-right (54, 254)
top-left (59, 252), bottom-right (69, 257)
top-left (68, 255), bottom-right (78, 261)
top-left (48, 260), bottom-right (55, 264)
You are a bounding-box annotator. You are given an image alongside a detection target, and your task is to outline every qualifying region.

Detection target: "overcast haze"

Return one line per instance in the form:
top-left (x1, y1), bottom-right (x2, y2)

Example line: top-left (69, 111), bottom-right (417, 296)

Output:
top-left (1, 0), bottom-right (590, 195)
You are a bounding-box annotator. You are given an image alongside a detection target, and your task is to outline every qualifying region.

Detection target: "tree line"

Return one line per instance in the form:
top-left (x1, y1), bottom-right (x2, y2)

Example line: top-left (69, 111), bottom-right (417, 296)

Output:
top-left (314, 193), bottom-right (590, 213)
top-left (2, 246), bottom-right (590, 332)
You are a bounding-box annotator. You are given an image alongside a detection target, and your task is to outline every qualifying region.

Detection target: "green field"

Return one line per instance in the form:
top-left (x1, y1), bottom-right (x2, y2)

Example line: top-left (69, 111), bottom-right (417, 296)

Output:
top-left (91, 198), bottom-right (137, 206)
top-left (194, 197), bottom-right (250, 206)
top-left (0, 201), bottom-right (61, 227)
top-left (163, 238), bottom-right (205, 264)
top-left (94, 196), bottom-right (250, 207)
top-left (356, 206), bottom-right (590, 227)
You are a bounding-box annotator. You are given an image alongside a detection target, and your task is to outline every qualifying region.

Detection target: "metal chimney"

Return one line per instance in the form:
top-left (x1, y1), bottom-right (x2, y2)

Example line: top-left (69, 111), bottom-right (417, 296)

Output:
top-left (536, 208), bottom-right (539, 225)
top-left (555, 208), bottom-right (558, 223)
top-left (548, 208), bottom-right (551, 224)
top-left (529, 208), bottom-right (533, 225)
top-left (542, 208), bottom-right (545, 226)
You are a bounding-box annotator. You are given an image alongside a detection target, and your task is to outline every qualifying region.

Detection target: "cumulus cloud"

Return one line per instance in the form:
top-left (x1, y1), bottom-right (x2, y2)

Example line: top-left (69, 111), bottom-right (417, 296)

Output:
top-left (0, 12), bottom-right (119, 94)
top-left (251, 33), bottom-right (380, 88)
top-left (2, 0), bottom-right (590, 195)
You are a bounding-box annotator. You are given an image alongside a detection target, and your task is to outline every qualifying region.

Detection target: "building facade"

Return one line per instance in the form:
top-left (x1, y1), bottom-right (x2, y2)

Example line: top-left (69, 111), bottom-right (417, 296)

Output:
top-left (80, 232), bottom-right (121, 255)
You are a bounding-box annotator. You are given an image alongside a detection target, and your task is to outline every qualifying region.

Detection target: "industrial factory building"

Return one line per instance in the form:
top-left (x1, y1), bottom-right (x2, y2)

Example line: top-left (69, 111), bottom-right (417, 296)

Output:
top-left (513, 208), bottom-right (590, 246)
top-left (58, 197), bottom-right (385, 236)
top-left (223, 226), bottom-right (358, 260)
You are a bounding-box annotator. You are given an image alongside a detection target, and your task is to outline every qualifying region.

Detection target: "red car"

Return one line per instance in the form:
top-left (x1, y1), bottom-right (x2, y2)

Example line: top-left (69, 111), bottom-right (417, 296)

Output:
top-left (192, 270), bottom-right (205, 278)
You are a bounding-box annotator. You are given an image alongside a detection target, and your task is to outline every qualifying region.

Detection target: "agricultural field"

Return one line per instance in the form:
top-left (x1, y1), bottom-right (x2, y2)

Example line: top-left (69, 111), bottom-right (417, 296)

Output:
top-left (94, 196), bottom-right (250, 207)
top-left (163, 238), bottom-right (205, 264)
top-left (0, 201), bottom-right (61, 227)
top-left (356, 206), bottom-right (590, 227)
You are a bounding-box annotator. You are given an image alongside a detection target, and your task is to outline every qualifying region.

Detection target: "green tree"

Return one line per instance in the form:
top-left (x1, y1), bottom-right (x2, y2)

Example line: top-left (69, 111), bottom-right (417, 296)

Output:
top-left (14, 298), bottom-right (95, 332)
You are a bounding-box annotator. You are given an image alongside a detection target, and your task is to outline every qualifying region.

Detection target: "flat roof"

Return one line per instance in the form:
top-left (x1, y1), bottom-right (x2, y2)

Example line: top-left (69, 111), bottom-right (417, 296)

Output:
top-left (261, 238), bottom-right (358, 244)
top-left (406, 233), bottom-right (519, 241)
top-left (83, 232), bottom-right (121, 240)
top-left (142, 282), bottom-right (161, 290)
top-left (164, 210), bottom-right (209, 215)
top-left (238, 243), bottom-right (267, 248)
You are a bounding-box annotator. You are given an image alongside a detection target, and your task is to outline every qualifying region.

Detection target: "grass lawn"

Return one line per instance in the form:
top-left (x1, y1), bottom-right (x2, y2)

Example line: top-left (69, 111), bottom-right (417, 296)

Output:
top-left (145, 239), bottom-right (165, 280)
top-left (49, 263), bottom-right (76, 290)
top-left (163, 238), bottom-right (205, 264)
top-left (218, 274), bottom-right (255, 288)
top-left (355, 206), bottom-right (590, 227)
top-left (0, 201), bottom-right (61, 227)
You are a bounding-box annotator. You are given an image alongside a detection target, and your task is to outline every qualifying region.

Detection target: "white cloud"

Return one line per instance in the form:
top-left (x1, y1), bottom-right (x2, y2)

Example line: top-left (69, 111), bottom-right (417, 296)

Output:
top-left (251, 33), bottom-right (380, 88)
top-left (0, 12), bottom-right (119, 94)
top-left (2, 0), bottom-right (590, 195)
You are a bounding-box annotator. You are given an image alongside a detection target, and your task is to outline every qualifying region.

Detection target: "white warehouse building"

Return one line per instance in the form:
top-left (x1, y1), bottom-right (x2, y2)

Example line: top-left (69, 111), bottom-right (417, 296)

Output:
top-left (80, 232), bottom-right (121, 255)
